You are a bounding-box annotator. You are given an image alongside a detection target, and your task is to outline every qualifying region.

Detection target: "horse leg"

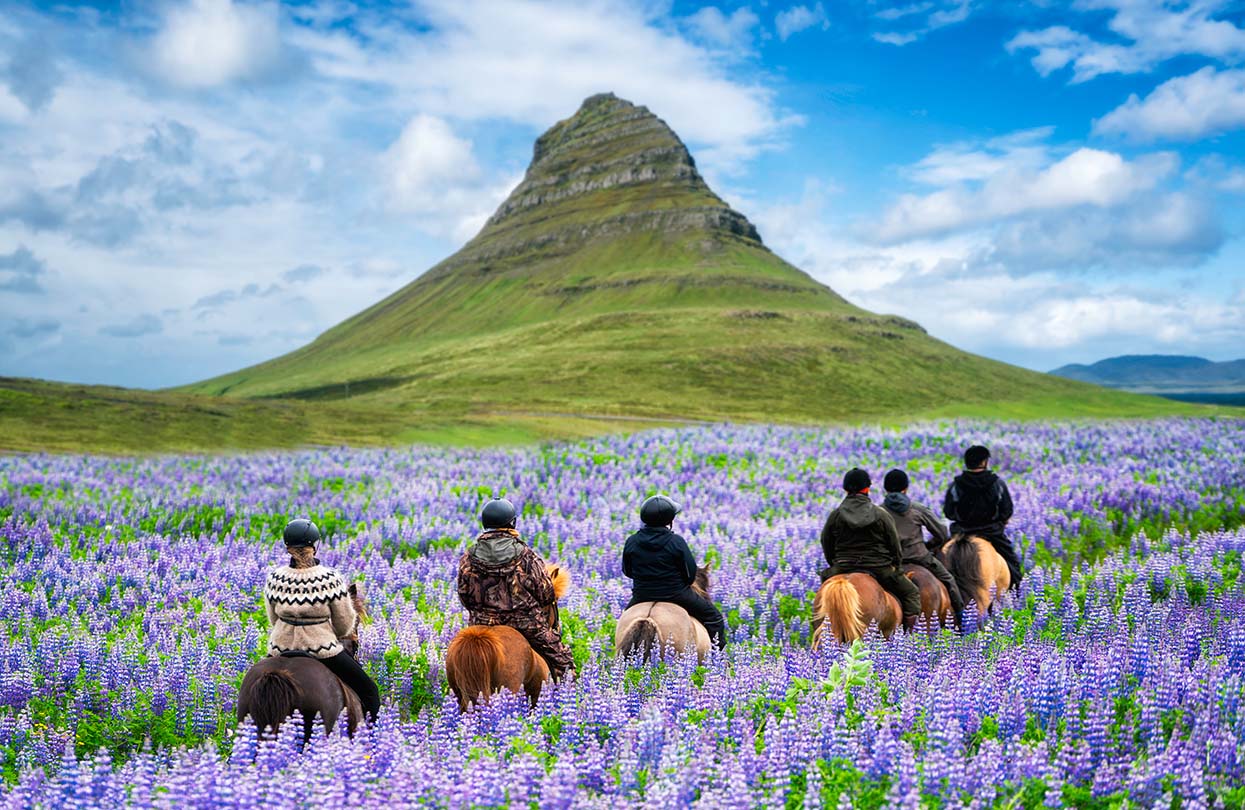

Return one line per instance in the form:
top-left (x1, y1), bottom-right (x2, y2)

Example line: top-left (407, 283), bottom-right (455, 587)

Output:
top-left (523, 649), bottom-right (550, 707)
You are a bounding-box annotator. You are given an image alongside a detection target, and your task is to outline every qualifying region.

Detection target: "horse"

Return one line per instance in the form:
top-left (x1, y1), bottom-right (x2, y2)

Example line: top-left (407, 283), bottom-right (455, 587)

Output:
top-left (236, 583), bottom-right (368, 739)
top-left (902, 563), bottom-right (954, 629)
top-left (811, 572), bottom-right (901, 647)
top-left (445, 565), bottom-right (570, 711)
top-left (614, 567), bottom-right (713, 664)
top-left (941, 534), bottom-right (1010, 617)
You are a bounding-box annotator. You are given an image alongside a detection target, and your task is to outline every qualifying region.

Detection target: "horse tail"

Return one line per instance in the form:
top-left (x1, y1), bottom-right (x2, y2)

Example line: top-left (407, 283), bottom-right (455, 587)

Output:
top-left (619, 617), bottom-right (660, 663)
top-left (823, 577), bottom-right (865, 643)
top-left (249, 669), bottom-right (302, 736)
top-left (947, 535), bottom-right (986, 608)
top-left (448, 627), bottom-right (504, 707)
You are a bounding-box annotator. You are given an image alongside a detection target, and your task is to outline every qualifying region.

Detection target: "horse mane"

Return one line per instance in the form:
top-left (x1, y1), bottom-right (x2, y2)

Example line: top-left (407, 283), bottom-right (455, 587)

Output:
top-left (249, 668), bottom-right (302, 737)
top-left (446, 627), bottom-right (504, 708)
top-left (692, 566), bottom-right (711, 599)
top-left (618, 616), bottom-right (660, 664)
top-left (545, 565), bottom-right (571, 599)
top-left (946, 535), bottom-right (986, 606)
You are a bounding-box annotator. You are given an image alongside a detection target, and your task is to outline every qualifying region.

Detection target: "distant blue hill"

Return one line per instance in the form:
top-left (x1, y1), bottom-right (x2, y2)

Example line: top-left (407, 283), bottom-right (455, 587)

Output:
top-left (1050, 355), bottom-right (1245, 405)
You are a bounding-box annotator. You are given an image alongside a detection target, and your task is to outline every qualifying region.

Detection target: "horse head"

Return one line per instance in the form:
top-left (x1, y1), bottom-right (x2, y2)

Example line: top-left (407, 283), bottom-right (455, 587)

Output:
top-left (543, 564), bottom-right (571, 629)
top-left (343, 582), bottom-right (368, 657)
top-left (693, 565), bottom-right (711, 599)
top-left (545, 565), bottom-right (571, 600)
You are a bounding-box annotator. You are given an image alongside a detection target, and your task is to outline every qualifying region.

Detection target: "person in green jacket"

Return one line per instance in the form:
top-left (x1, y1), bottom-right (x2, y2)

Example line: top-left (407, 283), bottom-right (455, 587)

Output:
top-left (820, 468), bottom-right (922, 630)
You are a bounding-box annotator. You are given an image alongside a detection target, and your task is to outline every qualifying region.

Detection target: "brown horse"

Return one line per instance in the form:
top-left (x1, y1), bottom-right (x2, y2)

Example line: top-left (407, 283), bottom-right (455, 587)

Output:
top-left (445, 565), bottom-right (570, 711)
top-left (615, 568), bottom-right (713, 664)
top-left (941, 534), bottom-right (1011, 616)
top-left (812, 572), bottom-right (901, 647)
top-left (903, 564), bottom-right (954, 629)
top-left (237, 583), bottom-right (368, 738)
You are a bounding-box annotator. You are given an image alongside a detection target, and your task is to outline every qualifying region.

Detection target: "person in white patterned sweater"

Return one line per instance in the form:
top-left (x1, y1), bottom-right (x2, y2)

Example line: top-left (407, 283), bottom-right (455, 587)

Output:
top-left (264, 519), bottom-right (380, 722)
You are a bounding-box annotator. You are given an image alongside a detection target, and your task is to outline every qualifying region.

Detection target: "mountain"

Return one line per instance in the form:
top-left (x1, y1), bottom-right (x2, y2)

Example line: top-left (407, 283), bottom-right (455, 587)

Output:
top-left (177, 93), bottom-right (1202, 430)
top-left (1051, 355), bottom-right (1245, 406)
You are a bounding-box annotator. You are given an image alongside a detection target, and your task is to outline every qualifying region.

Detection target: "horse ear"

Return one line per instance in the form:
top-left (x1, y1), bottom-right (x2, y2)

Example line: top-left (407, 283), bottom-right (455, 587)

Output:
top-left (550, 566), bottom-right (560, 579)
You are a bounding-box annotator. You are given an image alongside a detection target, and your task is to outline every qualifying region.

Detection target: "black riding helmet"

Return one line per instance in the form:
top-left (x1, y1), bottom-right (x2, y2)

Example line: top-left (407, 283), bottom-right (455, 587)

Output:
top-left (283, 518), bottom-right (321, 548)
top-left (640, 494), bottom-right (682, 527)
top-left (481, 498), bottom-right (517, 529)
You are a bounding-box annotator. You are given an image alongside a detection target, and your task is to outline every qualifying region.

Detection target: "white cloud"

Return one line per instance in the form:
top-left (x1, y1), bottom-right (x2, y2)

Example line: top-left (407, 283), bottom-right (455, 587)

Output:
top-left (149, 0), bottom-right (284, 88)
top-left (751, 185), bottom-right (1242, 367)
top-left (292, 0), bottom-right (794, 171)
top-left (775, 3), bottom-right (829, 41)
top-left (381, 114), bottom-right (516, 241)
top-left (1008, 0), bottom-right (1245, 82)
top-left (685, 6), bottom-right (760, 52)
top-left (871, 0), bottom-right (971, 46)
top-left (1095, 67), bottom-right (1245, 140)
top-left (877, 143), bottom-right (1177, 242)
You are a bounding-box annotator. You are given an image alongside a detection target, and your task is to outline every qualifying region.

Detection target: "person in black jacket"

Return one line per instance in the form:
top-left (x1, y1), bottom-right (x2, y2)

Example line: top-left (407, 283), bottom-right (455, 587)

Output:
top-left (943, 445), bottom-right (1022, 587)
top-left (622, 495), bottom-right (728, 649)
top-left (821, 468), bottom-right (922, 630)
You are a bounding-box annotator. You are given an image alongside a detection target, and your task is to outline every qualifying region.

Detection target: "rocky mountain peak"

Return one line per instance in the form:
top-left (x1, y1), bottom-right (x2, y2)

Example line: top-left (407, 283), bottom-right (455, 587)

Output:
top-left (476, 92), bottom-right (760, 245)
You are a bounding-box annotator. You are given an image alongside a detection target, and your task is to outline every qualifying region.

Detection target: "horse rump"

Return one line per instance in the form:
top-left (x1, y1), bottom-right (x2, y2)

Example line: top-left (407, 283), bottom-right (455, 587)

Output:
top-left (946, 535), bottom-right (987, 609)
top-left (618, 616), bottom-right (660, 663)
top-left (446, 626), bottom-right (505, 709)
top-left (242, 668), bottom-right (303, 737)
top-left (814, 577), bottom-right (865, 646)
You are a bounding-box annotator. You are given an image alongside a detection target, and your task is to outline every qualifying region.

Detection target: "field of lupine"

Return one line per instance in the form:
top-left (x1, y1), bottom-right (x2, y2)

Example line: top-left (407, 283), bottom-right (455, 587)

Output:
top-left (1, 419), bottom-right (1244, 808)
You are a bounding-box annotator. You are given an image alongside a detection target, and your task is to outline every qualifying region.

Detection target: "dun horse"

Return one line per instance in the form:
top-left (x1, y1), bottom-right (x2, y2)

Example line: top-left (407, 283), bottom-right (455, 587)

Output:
top-left (615, 567), bottom-right (713, 664)
top-left (445, 565), bottom-right (570, 711)
top-left (941, 534), bottom-right (1010, 616)
top-left (237, 584), bottom-right (368, 738)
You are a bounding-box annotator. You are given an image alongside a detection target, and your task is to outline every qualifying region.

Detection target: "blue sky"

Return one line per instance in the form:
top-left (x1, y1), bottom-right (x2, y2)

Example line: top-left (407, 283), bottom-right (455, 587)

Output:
top-left (1, 0), bottom-right (1243, 388)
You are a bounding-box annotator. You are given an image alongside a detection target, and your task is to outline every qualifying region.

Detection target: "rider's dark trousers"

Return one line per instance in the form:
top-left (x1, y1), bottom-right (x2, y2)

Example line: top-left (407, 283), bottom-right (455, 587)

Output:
top-left (629, 587), bottom-right (728, 649)
top-left (823, 564), bottom-right (923, 618)
top-left (906, 552), bottom-right (965, 612)
top-left (321, 650), bottom-right (381, 722)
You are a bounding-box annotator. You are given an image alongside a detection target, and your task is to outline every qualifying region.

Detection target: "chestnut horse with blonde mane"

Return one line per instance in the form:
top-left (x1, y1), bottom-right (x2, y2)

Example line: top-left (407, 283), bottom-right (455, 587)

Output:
top-left (445, 565), bottom-right (570, 711)
top-left (940, 534), bottom-right (1010, 617)
top-left (614, 567), bottom-right (713, 664)
top-left (811, 565), bottom-right (955, 646)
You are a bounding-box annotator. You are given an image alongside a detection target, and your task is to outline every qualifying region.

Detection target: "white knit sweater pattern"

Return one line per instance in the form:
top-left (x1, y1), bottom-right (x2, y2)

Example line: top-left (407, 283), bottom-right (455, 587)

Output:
top-left (264, 564), bottom-right (357, 659)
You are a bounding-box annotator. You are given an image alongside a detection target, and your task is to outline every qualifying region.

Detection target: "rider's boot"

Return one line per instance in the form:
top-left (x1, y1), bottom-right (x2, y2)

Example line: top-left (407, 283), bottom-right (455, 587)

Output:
top-left (902, 613), bottom-right (918, 633)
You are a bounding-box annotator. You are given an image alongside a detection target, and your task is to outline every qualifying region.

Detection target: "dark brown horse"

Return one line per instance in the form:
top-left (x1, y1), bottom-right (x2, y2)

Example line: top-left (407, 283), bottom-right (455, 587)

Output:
top-left (615, 567), bottom-right (712, 664)
top-left (445, 565), bottom-right (569, 711)
top-left (903, 564), bottom-right (954, 629)
top-left (236, 583), bottom-right (368, 738)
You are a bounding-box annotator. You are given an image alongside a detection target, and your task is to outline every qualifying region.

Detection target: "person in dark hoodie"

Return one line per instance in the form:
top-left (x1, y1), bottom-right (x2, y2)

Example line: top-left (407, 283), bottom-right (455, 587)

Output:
top-left (457, 498), bottom-right (575, 680)
top-left (942, 445), bottom-right (1022, 587)
top-left (881, 469), bottom-right (965, 618)
top-left (821, 468), bottom-right (922, 630)
top-left (622, 494), bottom-right (728, 649)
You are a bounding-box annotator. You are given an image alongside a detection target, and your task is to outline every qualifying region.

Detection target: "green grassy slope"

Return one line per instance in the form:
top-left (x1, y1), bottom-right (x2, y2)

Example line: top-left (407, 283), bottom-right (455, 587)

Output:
top-left (180, 94), bottom-right (1190, 428)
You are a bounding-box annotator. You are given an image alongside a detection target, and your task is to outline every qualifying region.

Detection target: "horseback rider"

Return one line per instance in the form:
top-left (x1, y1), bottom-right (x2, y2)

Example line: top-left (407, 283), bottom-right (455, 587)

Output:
top-left (264, 519), bottom-right (381, 722)
top-left (622, 495), bottom-right (728, 649)
top-left (942, 445), bottom-right (1022, 587)
top-left (881, 469), bottom-right (965, 619)
top-left (821, 468), bottom-right (923, 631)
top-left (457, 498), bottom-right (575, 681)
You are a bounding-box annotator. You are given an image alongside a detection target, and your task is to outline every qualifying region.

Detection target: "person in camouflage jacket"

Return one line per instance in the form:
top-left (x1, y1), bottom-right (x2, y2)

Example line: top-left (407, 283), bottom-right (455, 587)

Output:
top-left (456, 499), bottom-right (575, 680)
